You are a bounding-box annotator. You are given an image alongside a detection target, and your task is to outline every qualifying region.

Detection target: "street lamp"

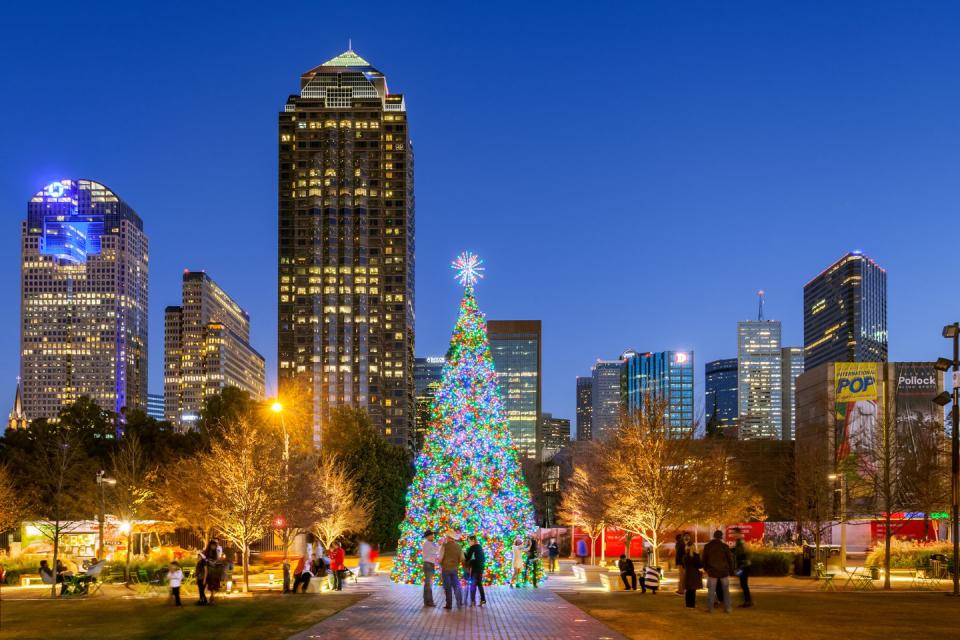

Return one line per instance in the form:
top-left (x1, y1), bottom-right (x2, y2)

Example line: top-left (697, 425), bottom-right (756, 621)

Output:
top-left (96, 470), bottom-right (116, 561)
top-left (271, 399), bottom-right (292, 592)
top-left (828, 473), bottom-right (846, 572)
top-left (932, 322), bottom-right (959, 597)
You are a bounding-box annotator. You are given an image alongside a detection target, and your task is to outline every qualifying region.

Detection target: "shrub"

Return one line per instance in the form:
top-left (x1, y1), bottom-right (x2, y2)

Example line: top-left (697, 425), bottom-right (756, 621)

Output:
top-left (865, 540), bottom-right (952, 569)
top-left (745, 545), bottom-right (792, 576)
top-left (0, 556), bottom-right (42, 585)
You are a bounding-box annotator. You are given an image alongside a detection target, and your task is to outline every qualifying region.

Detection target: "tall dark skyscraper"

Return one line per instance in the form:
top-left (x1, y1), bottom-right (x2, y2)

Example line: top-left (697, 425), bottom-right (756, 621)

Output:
top-left (488, 320), bottom-right (541, 459)
top-left (413, 356), bottom-right (444, 450)
top-left (575, 376), bottom-right (593, 441)
top-left (803, 251), bottom-right (887, 372)
top-left (705, 358), bottom-right (738, 432)
top-left (21, 179), bottom-right (148, 422)
top-left (278, 48), bottom-right (415, 448)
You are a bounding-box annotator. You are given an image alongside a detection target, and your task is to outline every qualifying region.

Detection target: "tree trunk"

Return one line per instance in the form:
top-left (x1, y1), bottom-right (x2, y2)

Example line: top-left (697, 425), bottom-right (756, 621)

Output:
top-left (884, 512), bottom-right (892, 590)
top-left (125, 529), bottom-right (133, 586)
top-left (651, 530), bottom-right (659, 567)
top-left (589, 534), bottom-right (596, 565)
top-left (624, 531), bottom-right (633, 560)
top-left (51, 522), bottom-right (60, 599)
top-left (243, 544), bottom-right (250, 593)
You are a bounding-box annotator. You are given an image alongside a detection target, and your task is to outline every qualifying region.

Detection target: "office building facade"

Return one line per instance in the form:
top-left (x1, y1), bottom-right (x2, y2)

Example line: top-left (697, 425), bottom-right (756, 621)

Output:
top-left (164, 271), bottom-right (265, 429)
top-left (537, 412), bottom-right (571, 458)
top-left (803, 252), bottom-right (887, 372)
top-left (623, 350), bottom-right (695, 437)
top-left (575, 376), bottom-right (593, 441)
top-left (20, 179), bottom-right (148, 422)
top-left (147, 393), bottom-right (165, 422)
top-left (737, 319), bottom-right (783, 440)
top-left (278, 48), bottom-right (415, 448)
top-left (705, 358), bottom-right (738, 433)
top-left (413, 356), bottom-right (445, 450)
top-left (591, 359), bottom-right (624, 441)
top-left (781, 347), bottom-right (804, 440)
top-left (488, 320), bottom-right (541, 459)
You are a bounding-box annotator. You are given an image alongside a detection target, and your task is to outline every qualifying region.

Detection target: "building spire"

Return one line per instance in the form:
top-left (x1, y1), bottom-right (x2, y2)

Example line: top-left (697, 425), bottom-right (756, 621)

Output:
top-left (348, 38), bottom-right (353, 52)
top-left (757, 290), bottom-right (765, 321)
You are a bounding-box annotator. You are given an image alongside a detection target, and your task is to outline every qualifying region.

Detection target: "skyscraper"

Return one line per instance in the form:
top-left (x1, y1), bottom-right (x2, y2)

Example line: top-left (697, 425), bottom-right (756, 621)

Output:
top-left (591, 358), bottom-right (625, 441)
top-left (413, 356), bottom-right (445, 450)
top-left (20, 179), bottom-right (148, 422)
top-left (803, 251), bottom-right (887, 371)
top-left (164, 271), bottom-right (265, 429)
top-left (705, 358), bottom-right (738, 432)
top-left (537, 412), bottom-right (571, 457)
top-left (147, 393), bottom-right (165, 422)
top-left (575, 376), bottom-right (593, 441)
top-left (623, 351), bottom-right (695, 438)
top-left (780, 347), bottom-right (804, 440)
top-left (737, 317), bottom-right (783, 440)
top-left (488, 320), bottom-right (541, 459)
top-left (278, 48), bottom-right (415, 448)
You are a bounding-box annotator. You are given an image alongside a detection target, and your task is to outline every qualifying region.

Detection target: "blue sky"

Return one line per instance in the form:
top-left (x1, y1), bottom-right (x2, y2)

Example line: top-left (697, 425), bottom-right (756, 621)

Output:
top-left (1, 1), bottom-right (959, 431)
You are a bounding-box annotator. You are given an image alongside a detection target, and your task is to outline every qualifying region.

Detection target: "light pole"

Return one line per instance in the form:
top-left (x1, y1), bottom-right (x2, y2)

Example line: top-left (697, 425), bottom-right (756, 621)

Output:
top-left (933, 322), bottom-right (959, 597)
top-left (96, 470), bottom-right (116, 561)
top-left (271, 400), bottom-right (292, 593)
top-left (828, 472), bottom-right (847, 572)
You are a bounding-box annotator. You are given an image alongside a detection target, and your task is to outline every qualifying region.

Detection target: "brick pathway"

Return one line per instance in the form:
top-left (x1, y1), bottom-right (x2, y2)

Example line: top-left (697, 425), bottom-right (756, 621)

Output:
top-left (289, 572), bottom-right (628, 640)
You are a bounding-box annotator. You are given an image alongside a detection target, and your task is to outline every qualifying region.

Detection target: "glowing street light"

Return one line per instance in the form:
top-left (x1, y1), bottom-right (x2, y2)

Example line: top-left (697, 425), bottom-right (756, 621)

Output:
top-left (271, 401), bottom-right (283, 414)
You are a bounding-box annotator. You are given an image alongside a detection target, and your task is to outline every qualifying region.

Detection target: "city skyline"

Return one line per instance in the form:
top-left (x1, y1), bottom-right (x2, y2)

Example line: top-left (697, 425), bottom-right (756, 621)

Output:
top-left (2, 3), bottom-right (959, 430)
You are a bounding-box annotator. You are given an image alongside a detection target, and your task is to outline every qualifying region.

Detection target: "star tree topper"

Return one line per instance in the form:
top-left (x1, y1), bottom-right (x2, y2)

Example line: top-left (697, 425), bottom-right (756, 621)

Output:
top-left (452, 251), bottom-right (485, 288)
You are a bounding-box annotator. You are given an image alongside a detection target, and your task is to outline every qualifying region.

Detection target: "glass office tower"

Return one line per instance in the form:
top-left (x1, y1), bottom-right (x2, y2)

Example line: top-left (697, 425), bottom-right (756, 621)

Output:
top-left (488, 320), bottom-right (541, 459)
top-left (413, 356), bottom-right (445, 451)
top-left (781, 347), bottom-right (804, 440)
top-left (20, 179), bottom-right (148, 423)
top-left (737, 320), bottom-right (782, 440)
top-left (591, 359), bottom-right (625, 441)
top-left (278, 48), bottom-right (415, 448)
top-left (623, 351), bottom-right (695, 438)
top-left (575, 375), bottom-right (593, 441)
top-left (705, 358), bottom-right (738, 431)
top-left (803, 251), bottom-right (887, 372)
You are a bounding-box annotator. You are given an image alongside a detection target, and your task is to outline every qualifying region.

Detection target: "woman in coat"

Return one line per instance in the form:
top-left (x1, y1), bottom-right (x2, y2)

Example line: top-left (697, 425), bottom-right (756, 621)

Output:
top-left (682, 543), bottom-right (703, 609)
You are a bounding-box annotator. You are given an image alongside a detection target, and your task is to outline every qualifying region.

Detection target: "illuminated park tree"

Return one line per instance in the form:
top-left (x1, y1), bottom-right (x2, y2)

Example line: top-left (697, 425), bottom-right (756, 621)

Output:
top-left (391, 253), bottom-right (540, 585)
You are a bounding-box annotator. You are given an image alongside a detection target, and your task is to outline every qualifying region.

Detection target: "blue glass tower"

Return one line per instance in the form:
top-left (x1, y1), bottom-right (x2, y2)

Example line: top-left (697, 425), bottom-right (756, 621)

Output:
top-left (705, 358), bottom-right (738, 431)
top-left (624, 350), bottom-right (695, 437)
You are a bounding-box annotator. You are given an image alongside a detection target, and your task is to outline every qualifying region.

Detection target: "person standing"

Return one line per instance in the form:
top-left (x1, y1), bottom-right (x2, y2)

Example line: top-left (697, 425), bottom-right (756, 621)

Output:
top-left (675, 533), bottom-right (687, 594)
top-left (617, 555), bottom-right (637, 590)
top-left (701, 530), bottom-right (735, 614)
top-left (682, 543), bottom-right (702, 609)
top-left (576, 538), bottom-right (588, 565)
top-left (194, 544), bottom-right (211, 605)
top-left (421, 530), bottom-right (440, 607)
top-left (439, 532), bottom-right (464, 609)
top-left (524, 538), bottom-right (540, 588)
top-left (732, 528), bottom-right (753, 608)
top-left (510, 538), bottom-right (526, 587)
top-left (465, 535), bottom-right (487, 606)
top-left (168, 561), bottom-right (184, 606)
top-left (329, 541), bottom-right (346, 591)
top-left (547, 538), bottom-right (559, 573)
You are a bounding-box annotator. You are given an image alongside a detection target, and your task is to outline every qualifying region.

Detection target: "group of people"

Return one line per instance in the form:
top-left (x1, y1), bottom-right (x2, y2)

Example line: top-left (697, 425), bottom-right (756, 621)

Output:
top-left (676, 528), bottom-right (752, 613)
top-left (615, 555), bottom-right (662, 593)
top-left (192, 539), bottom-right (230, 605)
top-left (287, 540), bottom-right (346, 593)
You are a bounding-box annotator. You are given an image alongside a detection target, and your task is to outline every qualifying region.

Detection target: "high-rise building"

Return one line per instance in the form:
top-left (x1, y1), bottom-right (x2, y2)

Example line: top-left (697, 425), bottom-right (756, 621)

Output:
top-left (591, 359), bottom-right (624, 441)
top-left (278, 48), bottom-right (415, 448)
top-left (413, 356), bottom-right (445, 450)
top-left (164, 271), bottom-right (265, 429)
top-left (780, 347), bottom-right (804, 440)
top-left (737, 318), bottom-right (783, 440)
top-left (575, 376), bottom-right (593, 441)
top-left (488, 320), bottom-right (541, 459)
top-left (537, 412), bottom-right (571, 458)
top-left (147, 393), bottom-right (165, 422)
top-left (803, 251), bottom-right (887, 372)
top-left (624, 350), bottom-right (695, 437)
top-left (20, 179), bottom-right (148, 422)
top-left (705, 358), bottom-right (738, 433)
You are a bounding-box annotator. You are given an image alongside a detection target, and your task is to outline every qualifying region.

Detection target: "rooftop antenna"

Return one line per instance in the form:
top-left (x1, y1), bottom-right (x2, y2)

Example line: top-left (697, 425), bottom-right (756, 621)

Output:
top-left (348, 38), bottom-right (353, 51)
top-left (757, 290), bottom-right (765, 321)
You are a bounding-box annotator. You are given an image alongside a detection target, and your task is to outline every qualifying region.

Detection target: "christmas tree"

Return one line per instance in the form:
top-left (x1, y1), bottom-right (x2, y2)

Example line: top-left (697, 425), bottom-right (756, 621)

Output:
top-left (391, 252), bottom-right (540, 586)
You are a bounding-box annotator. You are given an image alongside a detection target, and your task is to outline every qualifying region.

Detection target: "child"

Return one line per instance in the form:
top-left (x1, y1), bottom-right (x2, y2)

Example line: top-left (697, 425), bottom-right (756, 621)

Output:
top-left (641, 564), bottom-right (662, 594)
top-left (168, 561), bottom-right (184, 606)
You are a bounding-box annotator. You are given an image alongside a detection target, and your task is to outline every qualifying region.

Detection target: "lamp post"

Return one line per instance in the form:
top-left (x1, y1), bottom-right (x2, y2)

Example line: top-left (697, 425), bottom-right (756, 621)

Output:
top-left (271, 400), bottom-right (292, 593)
top-left (933, 322), bottom-right (959, 597)
top-left (96, 470), bottom-right (116, 560)
top-left (828, 472), bottom-right (847, 572)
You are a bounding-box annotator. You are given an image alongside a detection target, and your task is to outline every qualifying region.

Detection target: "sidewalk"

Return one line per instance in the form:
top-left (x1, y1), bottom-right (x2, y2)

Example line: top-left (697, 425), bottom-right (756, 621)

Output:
top-left (289, 570), bottom-right (628, 640)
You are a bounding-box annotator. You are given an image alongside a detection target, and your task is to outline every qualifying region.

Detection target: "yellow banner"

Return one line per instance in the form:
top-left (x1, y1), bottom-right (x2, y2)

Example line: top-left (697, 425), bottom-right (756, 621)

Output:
top-left (834, 362), bottom-right (879, 402)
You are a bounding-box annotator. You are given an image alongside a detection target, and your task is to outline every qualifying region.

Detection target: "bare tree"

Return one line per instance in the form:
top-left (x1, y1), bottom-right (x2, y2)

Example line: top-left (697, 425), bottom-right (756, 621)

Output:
top-left (794, 434), bottom-right (837, 564)
top-left (274, 452), bottom-right (320, 559)
top-left (0, 463), bottom-right (28, 536)
top-left (311, 456), bottom-right (371, 550)
top-left (694, 440), bottom-right (767, 531)
top-left (110, 432), bottom-right (156, 584)
top-left (602, 403), bottom-right (701, 566)
top-left (203, 417), bottom-right (280, 592)
top-left (556, 442), bottom-right (609, 565)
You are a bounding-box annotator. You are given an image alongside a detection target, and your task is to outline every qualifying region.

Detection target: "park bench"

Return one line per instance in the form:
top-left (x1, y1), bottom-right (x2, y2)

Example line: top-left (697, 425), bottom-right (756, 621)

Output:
top-left (571, 564), bottom-right (611, 585)
top-left (19, 573), bottom-right (44, 587)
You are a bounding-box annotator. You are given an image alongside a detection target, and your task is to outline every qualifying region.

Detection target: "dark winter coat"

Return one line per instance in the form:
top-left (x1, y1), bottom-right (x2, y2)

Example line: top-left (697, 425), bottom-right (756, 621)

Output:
top-left (618, 558), bottom-right (636, 575)
top-left (700, 539), bottom-right (735, 578)
top-left (675, 538), bottom-right (686, 567)
top-left (683, 551), bottom-right (703, 590)
top-left (465, 543), bottom-right (485, 573)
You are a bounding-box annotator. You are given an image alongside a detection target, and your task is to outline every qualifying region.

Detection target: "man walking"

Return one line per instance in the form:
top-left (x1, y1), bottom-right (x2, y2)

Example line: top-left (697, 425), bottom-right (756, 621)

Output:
top-left (439, 532), bottom-right (464, 609)
top-left (617, 554), bottom-right (637, 590)
top-left (732, 528), bottom-right (753, 608)
top-left (465, 535), bottom-right (487, 606)
top-left (547, 538), bottom-right (559, 573)
top-left (421, 530), bottom-right (440, 607)
top-left (701, 530), bottom-right (735, 614)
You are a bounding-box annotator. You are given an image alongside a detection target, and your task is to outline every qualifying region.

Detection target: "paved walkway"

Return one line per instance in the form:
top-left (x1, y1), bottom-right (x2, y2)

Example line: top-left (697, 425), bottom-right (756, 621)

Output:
top-left (289, 572), bottom-right (628, 640)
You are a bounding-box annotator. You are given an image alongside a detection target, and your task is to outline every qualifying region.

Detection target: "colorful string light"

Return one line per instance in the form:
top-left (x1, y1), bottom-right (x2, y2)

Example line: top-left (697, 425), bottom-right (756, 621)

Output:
top-left (391, 260), bottom-right (540, 586)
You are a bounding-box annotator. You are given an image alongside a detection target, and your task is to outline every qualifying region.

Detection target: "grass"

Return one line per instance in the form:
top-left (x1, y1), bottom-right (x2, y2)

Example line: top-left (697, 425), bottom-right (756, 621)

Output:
top-left (0, 592), bottom-right (363, 639)
top-left (559, 589), bottom-right (960, 639)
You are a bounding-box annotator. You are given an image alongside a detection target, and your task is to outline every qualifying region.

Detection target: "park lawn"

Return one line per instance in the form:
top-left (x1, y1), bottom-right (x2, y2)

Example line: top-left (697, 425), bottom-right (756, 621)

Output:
top-left (0, 592), bottom-right (363, 639)
top-left (559, 590), bottom-right (960, 640)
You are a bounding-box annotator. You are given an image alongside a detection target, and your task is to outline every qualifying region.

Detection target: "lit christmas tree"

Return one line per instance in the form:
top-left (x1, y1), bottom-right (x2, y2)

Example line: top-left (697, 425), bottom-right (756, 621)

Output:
top-left (391, 252), bottom-right (541, 586)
